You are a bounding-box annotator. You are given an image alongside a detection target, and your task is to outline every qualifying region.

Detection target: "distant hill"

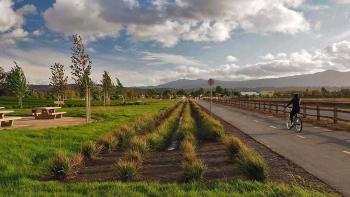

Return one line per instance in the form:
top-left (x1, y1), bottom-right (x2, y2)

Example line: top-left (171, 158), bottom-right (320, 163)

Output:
top-left (154, 70), bottom-right (350, 90)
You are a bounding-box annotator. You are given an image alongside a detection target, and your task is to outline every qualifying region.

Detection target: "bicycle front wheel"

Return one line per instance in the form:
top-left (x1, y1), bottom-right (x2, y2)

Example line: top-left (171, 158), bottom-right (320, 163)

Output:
top-left (295, 117), bottom-right (303, 132)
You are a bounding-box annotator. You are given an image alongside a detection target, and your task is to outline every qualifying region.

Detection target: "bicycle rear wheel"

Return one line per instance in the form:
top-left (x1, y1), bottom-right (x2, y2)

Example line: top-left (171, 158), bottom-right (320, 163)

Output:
top-left (295, 117), bottom-right (303, 132)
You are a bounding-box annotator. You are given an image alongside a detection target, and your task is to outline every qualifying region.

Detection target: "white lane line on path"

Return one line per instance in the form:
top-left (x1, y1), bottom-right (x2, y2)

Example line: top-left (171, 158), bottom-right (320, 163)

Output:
top-left (313, 127), bottom-right (320, 129)
top-left (269, 125), bottom-right (277, 129)
top-left (254, 120), bottom-right (259, 123)
top-left (343, 151), bottom-right (350, 155)
top-left (296, 135), bottom-right (306, 139)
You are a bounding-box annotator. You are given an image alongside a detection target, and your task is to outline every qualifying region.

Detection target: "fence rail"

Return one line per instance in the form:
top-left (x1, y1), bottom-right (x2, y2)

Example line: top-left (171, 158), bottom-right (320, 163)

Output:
top-left (202, 97), bottom-right (350, 124)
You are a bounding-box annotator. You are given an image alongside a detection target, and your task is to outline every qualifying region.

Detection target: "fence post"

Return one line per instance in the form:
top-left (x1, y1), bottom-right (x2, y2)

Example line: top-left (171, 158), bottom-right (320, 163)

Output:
top-left (303, 105), bottom-right (307, 118)
top-left (317, 105), bottom-right (320, 121)
top-left (276, 103), bottom-right (278, 114)
top-left (269, 102), bottom-right (272, 112)
top-left (334, 105), bottom-right (338, 124)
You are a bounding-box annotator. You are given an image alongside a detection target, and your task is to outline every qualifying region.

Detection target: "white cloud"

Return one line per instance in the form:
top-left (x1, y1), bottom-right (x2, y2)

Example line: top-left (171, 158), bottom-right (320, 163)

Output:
top-left (43, 0), bottom-right (310, 47)
top-left (142, 52), bottom-right (205, 67)
top-left (149, 40), bottom-right (350, 84)
top-left (226, 55), bottom-right (238, 62)
top-left (0, 0), bottom-right (36, 45)
top-left (44, 0), bottom-right (122, 42)
top-left (16, 4), bottom-right (37, 15)
top-left (260, 53), bottom-right (275, 60)
top-left (0, 47), bottom-right (70, 84)
top-left (335, 0), bottom-right (350, 4)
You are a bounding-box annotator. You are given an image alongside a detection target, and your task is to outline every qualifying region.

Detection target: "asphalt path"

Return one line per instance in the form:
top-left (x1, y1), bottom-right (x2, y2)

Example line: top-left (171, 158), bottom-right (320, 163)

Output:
top-left (197, 100), bottom-right (350, 196)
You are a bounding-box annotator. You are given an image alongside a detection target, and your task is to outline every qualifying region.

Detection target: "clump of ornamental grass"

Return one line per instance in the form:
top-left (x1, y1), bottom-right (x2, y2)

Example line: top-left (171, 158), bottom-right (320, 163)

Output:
top-left (96, 133), bottom-right (117, 153)
top-left (116, 125), bottom-right (135, 149)
top-left (124, 149), bottom-right (143, 164)
top-left (81, 141), bottom-right (97, 159)
top-left (239, 147), bottom-right (268, 182)
top-left (114, 159), bottom-right (138, 182)
top-left (182, 159), bottom-right (207, 182)
top-left (223, 135), bottom-right (244, 160)
top-left (180, 140), bottom-right (197, 162)
top-left (129, 137), bottom-right (149, 156)
top-left (133, 116), bottom-right (156, 134)
top-left (48, 151), bottom-right (71, 180)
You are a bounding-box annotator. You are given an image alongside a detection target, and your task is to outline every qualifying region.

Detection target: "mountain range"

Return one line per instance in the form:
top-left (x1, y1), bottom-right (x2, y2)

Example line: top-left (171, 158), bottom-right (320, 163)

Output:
top-left (154, 70), bottom-right (350, 90)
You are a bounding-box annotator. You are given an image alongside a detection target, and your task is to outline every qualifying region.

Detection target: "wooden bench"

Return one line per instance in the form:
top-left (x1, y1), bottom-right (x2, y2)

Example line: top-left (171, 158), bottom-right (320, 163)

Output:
top-left (51, 112), bottom-right (67, 119)
top-left (0, 117), bottom-right (22, 127)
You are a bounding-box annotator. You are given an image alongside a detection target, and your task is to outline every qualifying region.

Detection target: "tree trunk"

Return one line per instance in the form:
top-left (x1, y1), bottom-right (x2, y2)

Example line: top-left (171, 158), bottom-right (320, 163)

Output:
top-left (18, 96), bottom-right (23, 108)
top-left (86, 86), bottom-right (89, 123)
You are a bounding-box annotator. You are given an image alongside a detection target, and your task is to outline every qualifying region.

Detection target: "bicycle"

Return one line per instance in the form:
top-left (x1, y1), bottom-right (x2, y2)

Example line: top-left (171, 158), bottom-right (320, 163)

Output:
top-left (285, 108), bottom-right (303, 132)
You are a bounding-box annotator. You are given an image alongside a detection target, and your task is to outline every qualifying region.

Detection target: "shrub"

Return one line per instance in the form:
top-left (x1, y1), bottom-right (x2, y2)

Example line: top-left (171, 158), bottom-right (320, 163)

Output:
top-left (124, 149), bottom-right (143, 164)
top-left (114, 159), bottom-right (138, 182)
top-left (180, 140), bottom-right (196, 162)
top-left (239, 147), bottom-right (268, 182)
top-left (116, 125), bottom-right (135, 149)
top-left (48, 151), bottom-right (71, 180)
top-left (96, 133), bottom-right (117, 153)
top-left (223, 135), bottom-right (243, 159)
top-left (81, 141), bottom-right (97, 159)
top-left (129, 137), bottom-right (149, 156)
top-left (182, 159), bottom-right (207, 182)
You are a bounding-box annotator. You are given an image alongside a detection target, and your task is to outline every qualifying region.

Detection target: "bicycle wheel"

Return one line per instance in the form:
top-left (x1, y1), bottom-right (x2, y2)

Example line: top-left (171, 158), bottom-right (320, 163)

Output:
top-left (294, 117), bottom-right (303, 132)
top-left (286, 115), bottom-right (292, 130)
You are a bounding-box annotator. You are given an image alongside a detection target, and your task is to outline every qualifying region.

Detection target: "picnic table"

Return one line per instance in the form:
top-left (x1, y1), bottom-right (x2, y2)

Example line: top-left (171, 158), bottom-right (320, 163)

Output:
top-left (32, 107), bottom-right (67, 119)
top-left (0, 109), bottom-right (22, 127)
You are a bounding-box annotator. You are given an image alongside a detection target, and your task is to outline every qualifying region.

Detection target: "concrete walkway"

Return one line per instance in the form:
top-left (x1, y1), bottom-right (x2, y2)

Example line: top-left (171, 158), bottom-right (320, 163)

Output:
top-left (197, 100), bottom-right (350, 196)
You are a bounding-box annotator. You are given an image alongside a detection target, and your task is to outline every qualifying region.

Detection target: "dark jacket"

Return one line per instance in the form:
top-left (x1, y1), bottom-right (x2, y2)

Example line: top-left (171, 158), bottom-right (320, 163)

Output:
top-left (286, 97), bottom-right (301, 111)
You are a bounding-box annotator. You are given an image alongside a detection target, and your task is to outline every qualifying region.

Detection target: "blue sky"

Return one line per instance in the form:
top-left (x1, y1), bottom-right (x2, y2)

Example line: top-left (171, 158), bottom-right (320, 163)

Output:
top-left (1, 0), bottom-right (350, 86)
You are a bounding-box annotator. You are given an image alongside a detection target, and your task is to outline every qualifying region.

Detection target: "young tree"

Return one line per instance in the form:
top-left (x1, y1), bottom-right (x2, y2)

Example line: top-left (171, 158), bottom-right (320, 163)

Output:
top-left (0, 66), bottom-right (6, 95)
top-left (5, 62), bottom-right (28, 108)
top-left (101, 71), bottom-right (115, 105)
top-left (50, 63), bottom-right (68, 104)
top-left (115, 77), bottom-right (125, 103)
top-left (70, 34), bottom-right (92, 122)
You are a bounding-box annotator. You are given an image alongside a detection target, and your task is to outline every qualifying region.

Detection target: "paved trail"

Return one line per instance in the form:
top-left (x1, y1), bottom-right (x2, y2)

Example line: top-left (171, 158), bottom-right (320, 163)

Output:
top-left (197, 100), bottom-right (350, 197)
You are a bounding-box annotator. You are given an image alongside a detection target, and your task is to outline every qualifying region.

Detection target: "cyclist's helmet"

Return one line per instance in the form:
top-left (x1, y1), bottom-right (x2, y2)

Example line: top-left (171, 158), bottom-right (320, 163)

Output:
top-left (293, 93), bottom-right (299, 99)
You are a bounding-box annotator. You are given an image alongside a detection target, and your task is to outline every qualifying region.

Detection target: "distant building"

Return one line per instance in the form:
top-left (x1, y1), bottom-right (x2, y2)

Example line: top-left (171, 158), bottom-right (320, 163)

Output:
top-left (240, 92), bottom-right (260, 96)
top-left (260, 91), bottom-right (274, 97)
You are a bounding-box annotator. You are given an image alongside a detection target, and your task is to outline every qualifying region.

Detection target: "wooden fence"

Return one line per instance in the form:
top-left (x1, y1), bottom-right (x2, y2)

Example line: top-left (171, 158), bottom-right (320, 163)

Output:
top-left (202, 97), bottom-right (350, 124)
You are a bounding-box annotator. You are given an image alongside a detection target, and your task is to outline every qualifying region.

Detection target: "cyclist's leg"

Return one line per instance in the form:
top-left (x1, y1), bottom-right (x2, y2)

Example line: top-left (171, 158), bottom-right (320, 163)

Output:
top-left (290, 110), bottom-right (297, 124)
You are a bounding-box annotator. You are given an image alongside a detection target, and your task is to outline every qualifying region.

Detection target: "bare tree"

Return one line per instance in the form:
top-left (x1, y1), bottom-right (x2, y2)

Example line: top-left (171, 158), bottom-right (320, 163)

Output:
top-left (101, 71), bottom-right (114, 106)
top-left (70, 34), bottom-right (92, 122)
top-left (50, 63), bottom-right (68, 105)
top-left (5, 62), bottom-right (28, 108)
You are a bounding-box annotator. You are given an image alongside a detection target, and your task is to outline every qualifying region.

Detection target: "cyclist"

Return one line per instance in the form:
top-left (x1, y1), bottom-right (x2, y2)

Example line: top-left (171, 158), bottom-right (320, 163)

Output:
top-left (285, 93), bottom-right (301, 126)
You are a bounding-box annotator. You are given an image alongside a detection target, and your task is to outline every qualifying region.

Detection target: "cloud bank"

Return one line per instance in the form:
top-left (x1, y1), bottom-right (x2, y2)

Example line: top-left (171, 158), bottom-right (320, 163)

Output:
top-left (44, 0), bottom-right (310, 47)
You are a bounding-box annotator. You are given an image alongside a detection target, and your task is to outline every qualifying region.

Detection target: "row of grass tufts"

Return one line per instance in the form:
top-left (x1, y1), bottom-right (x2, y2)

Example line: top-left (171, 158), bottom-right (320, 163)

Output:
top-left (190, 100), bottom-right (225, 141)
top-left (190, 100), bottom-right (268, 182)
top-left (47, 101), bottom-right (181, 180)
top-left (223, 135), bottom-right (268, 182)
top-left (178, 101), bottom-right (206, 182)
top-left (114, 102), bottom-right (184, 181)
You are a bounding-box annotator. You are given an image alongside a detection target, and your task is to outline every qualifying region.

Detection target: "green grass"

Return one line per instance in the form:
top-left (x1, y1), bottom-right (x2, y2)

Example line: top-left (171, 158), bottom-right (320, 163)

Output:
top-left (0, 179), bottom-right (335, 197)
top-left (0, 100), bottom-right (173, 183)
